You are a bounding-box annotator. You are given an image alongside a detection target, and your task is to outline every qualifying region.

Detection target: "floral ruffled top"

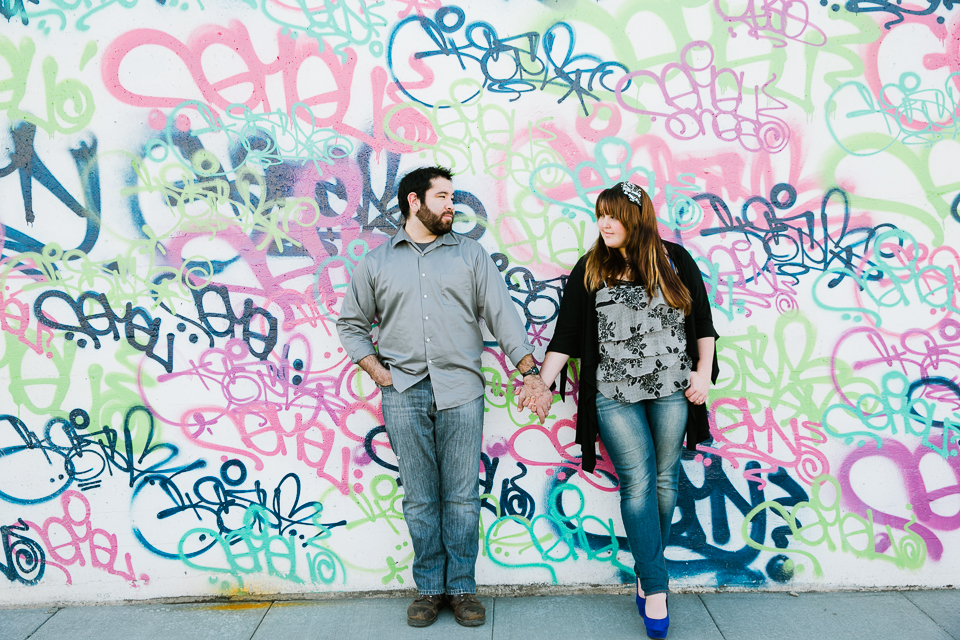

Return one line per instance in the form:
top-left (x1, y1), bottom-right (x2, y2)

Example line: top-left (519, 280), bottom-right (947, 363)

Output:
top-left (596, 283), bottom-right (692, 402)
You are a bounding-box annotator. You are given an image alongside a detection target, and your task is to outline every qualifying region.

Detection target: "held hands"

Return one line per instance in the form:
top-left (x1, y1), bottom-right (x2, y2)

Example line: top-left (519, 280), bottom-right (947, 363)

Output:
top-left (685, 369), bottom-right (710, 405)
top-left (516, 374), bottom-right (553, 424)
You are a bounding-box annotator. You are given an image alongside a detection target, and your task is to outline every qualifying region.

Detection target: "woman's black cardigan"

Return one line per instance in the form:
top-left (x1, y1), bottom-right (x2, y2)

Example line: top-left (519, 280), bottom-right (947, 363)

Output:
top-left (546, 240), bottom-right (720, 473)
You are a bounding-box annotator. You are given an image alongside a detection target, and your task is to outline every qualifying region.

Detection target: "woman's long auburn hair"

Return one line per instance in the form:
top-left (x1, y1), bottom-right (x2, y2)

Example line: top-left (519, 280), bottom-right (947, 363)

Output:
top-left (584, 183), bottom-right (693, 314)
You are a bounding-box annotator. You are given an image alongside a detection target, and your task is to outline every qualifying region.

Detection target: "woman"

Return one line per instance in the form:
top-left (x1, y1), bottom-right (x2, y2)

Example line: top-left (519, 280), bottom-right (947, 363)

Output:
top-left (523, 182), bottom-right (719, 639)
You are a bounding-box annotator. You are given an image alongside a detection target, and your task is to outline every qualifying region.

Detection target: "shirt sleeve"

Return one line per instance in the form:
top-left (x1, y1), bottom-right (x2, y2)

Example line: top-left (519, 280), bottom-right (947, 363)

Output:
top-left (335, 256), bottom-right (379, 364)
top-left (675, 245), bottom-right (719, 340)
top-left (474, 246), bottom-right (534, 367)
top-left (546, 256), bottom-right (587, 358)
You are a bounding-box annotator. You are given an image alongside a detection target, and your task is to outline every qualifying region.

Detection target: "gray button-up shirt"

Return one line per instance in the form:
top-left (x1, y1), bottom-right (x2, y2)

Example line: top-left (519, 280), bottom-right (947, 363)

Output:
top-left (336, 227), bottom-right (533, 409)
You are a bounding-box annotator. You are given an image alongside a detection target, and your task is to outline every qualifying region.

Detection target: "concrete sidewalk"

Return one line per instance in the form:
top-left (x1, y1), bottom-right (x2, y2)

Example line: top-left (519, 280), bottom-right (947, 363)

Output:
top-left (2, 590), bottom-right (958, 640)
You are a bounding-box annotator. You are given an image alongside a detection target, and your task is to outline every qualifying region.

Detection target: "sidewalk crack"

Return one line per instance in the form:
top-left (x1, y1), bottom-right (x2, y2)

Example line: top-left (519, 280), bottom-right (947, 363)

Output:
top-left (23, 607), bottom-right (59, 640)
top-left (898, 592), bottom-right (958, 640)
top-left (247, 601), bottom-right (274, 640)
top-left (697, 594), bottom-right (726, 639)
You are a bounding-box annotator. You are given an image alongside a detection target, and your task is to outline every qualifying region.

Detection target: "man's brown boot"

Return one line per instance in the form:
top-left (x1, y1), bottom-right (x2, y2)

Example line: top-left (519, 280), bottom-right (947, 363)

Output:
top-left (449, 594), bottom-right (486, 627)
top-left (407, 594), bottom-right (444, 627)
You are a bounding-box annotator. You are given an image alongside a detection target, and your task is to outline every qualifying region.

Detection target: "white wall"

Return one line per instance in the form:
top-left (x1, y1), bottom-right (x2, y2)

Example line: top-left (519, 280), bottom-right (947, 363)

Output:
top-left (1, 0), bottom-right (959, 606)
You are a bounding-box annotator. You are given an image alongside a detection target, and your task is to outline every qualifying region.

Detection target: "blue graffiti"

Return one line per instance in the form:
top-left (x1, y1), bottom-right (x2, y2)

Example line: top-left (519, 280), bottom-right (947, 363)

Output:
top-left (0, 406), bottom-right (202, 505)
top-left (387, 5), bottom-right (629, 114)
top-left (0, 519), bottom-right (45, 585)
top-left (132, 459), bottom-right (346, 559)
top-left (0, 0), bottom-right (35, 24)
top-left (841, 0), bottom-right (956, 28)
top-left (698, 184), bottom-right (897, 287)
top-left (0, 122), bottom-right (101, 260)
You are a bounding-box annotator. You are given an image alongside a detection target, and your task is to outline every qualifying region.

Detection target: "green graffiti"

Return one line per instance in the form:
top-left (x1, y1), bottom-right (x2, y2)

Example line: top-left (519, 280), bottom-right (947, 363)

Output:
top-left (742, 474), bottom-right (927, 576)
top-left (521, 0), bottom-right (877, 117)
top-left (124, 157), bottom-right (323, 253)
top-left (820, 135), bottom-right (959, 246)
top-left (315, 476), bottom-right (415, 583)
top-left (341, 474), bottom-right (406, 533)
top-left (384, 78), bottom-right (566, 190)
top-left (714, 311), bottom-right (848, 426)
top-left (0, 34), bottom-right (94, 136)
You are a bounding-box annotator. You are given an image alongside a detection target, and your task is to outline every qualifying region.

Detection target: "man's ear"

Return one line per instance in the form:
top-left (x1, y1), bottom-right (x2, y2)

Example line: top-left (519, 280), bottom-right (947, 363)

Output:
top-left (407, 192), bottom-right (420, 215)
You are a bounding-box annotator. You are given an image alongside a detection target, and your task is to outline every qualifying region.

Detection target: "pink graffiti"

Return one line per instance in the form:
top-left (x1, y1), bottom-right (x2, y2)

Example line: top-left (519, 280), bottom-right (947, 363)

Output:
top-left (392, 0), bottom-right (442, 19)
top-left (0, 280), bottom-right (55, 356)
top-left (517, 123), bottom-right (813, 246)
top-left (615, 41), bottom-right (790, 153)
top-left (507, 418), bottom-right (620, 493)
top-left (923, 17), bottom-right (960, 77)
top-left (25, 491), bottom-right (149, 587)
top-left (101, 22), bottom-right (422, 152)
top-left (147, 335), bottom-right (370, 418)
top-left (713, 0), bottom-right (827, 47)
top-left (179, 402), bottom-right (357, 494)
top-left (697, 397), bottom-right (829, 489)
top-left (702, 240), bottom-right (800, 320)
top-left (839, 435), bottom-right (960, 561)
top-left (480, 347), bottom-right (619, 490)
top-left (830, 318), bottom-right (960, 407)
top-left (151, 163), bottom-right (393, 329)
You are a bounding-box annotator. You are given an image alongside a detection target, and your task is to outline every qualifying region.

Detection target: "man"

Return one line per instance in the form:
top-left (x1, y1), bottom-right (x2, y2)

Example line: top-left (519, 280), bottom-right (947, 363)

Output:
top-left (336, 167), bottom-right (548, 627)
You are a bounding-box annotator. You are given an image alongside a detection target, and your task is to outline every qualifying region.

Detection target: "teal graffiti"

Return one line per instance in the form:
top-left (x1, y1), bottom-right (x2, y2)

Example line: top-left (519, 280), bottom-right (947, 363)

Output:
top-left (823, 370), bottom-right (960, 457)
top-left (826, 72), bottom-right (960, 156)
top-left (177, 504), bottom-right (345, 588)
top-left (484, 483), bottom-right (633, 582)
top-left (812, 229), bottom-right (960, 325)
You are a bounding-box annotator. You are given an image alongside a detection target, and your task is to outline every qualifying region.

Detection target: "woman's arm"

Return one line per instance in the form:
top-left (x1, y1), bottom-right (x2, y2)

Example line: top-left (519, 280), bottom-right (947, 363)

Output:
top-left (539, 351), bottom-right (571, 389)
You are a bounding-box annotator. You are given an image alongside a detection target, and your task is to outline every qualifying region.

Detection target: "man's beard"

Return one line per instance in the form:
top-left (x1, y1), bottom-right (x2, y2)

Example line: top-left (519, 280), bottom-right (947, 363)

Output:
top-left (416, 203), bottom-right (454, 235)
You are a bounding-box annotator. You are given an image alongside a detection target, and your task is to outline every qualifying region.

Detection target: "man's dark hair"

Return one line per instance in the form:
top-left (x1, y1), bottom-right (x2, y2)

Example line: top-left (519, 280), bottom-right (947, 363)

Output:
top-left (397, 166), bottom-right (454, 219)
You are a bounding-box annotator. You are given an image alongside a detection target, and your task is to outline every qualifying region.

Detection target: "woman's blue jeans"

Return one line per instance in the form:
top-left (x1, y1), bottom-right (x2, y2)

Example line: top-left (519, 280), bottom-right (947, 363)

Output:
top-left (595, 389), bottom-right (688, 596)
top-left (380, 377), bottom-right (484, 596)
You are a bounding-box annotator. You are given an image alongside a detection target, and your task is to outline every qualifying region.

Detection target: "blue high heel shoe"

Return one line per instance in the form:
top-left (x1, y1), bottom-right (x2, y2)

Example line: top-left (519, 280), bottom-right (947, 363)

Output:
top-left (641, 595), bottom-right (669, 639)
top-left (635, 593), bottom-right (645, 616)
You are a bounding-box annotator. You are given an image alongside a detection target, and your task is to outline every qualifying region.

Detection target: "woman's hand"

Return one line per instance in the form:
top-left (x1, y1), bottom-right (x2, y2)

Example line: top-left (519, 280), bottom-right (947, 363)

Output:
top-left (530, 390), bottom-right (555, 424)
top-left (685, 369), bottom-right (710, 406)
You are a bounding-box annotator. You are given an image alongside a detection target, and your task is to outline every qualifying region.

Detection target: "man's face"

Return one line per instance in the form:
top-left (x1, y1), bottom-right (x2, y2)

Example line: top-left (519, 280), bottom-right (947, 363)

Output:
top-left (414, 177), bottom-right (455, 235)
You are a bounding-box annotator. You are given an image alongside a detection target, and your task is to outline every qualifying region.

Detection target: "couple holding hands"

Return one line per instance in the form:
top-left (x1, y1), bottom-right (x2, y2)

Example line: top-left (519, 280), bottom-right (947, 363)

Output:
top-left (337, 167), bottom-right (718, 638)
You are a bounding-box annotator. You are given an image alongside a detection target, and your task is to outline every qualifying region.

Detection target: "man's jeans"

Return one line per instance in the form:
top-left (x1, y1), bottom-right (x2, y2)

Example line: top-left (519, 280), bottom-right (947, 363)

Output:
top-left (595, 389), bottom-right (688, 596)
top-left (380, 377), bottom-right (484, 596)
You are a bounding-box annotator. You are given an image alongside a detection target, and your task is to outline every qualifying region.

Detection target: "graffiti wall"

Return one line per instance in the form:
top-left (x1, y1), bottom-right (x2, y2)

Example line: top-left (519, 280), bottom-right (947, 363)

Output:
top-left (1, 0), bottom-right (959, 606)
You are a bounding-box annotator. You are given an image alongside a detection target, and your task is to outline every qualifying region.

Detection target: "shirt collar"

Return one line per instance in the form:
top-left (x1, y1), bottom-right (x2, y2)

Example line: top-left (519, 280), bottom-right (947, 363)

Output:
top-left (391, 225), bottom-right (461, 247)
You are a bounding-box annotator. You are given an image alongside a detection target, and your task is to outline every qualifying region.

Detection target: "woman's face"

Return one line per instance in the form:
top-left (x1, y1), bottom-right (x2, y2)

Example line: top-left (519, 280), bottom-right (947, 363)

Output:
top-left (597, 213), bottom-right (628, 253)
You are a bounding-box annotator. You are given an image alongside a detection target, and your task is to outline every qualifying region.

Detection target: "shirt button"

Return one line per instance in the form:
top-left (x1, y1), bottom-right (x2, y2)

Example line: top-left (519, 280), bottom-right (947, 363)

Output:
top-left (427, 338), bottom-right (431, 342)
top-left (424, 316), bottom-right (428, 320)
top-left (422, 273), bottom-right (426, 277)
top-left (423, 295), bottom-right (427, 298)
top-left (428, 359), bottom-right (433, 363)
